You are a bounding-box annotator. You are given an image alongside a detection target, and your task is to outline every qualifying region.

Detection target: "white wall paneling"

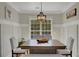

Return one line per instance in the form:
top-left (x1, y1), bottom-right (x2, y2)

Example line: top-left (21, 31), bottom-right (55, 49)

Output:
top-left (0, 24), bottom-right (1, 57)
top-left (77, 24), bottom-right (79, 56)
top-left (62, 22), bottom-right (79, 57)
top-left (0, 23), bottom-right (21, 57)
top-left (0, 2), bottom-right (21, 57)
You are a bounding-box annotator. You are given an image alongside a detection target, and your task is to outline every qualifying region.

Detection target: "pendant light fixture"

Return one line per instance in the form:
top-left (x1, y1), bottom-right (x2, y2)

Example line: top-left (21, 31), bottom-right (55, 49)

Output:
top-left (37, 2), bottom-right (46, 22)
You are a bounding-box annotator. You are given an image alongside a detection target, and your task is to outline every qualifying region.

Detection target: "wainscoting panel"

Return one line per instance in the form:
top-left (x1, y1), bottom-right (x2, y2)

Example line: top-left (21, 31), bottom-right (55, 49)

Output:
top-left (78, 24), bottom-right (79, 56)
top-left (0, 24), bottom-right (1, 56)
top-left (64, 24), bottom-right (77, 57)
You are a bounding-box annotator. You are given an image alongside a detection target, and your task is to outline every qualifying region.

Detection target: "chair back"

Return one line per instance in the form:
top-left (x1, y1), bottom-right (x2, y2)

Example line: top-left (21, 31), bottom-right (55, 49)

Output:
top-left (10, 37), bottom-right (18, 49)
top-left (10, 37), bottom-right (14, 49)
top-left (67, 37), bottom-right (74, 51)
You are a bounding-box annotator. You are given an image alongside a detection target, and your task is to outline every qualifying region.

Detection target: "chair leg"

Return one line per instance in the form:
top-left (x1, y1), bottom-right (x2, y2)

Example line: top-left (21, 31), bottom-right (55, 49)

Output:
top-left (27, 49), bottom-right (30, 54)
top-left (70, 54), bottom-right (72, 57)
top-left (25, 49), bottom-right (30, 55)
top-left (12, 50), bottom-right (14, 57)
top-left (12, 53), bottom-right (13, 57)
top-left (70, 51), bottom-right (72, 57)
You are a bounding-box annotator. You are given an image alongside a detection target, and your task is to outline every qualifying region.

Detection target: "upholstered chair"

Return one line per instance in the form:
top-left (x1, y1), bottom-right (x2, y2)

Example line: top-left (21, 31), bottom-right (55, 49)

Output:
top-left (57, 37), bottom-right (74, 57)
top-left (10, 37), bottom-right (29, 57)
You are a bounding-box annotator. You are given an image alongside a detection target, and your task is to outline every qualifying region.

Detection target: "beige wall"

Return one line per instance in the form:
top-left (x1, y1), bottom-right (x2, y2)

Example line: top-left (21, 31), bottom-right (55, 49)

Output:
top-left (61, 3), bottom-right (79, 57)
top-left (63, 2), bottom-right (79, 23)
top-left (0, 2), bottom-right (21, 57)
top-left (19, 13), bottom-right (63, 41)
top-left (0, 2), bottom-right (19, 23)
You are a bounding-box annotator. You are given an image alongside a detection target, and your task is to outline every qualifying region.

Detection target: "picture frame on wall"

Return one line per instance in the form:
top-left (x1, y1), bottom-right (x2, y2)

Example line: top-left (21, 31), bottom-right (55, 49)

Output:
top-left (5, 7), bottom-right (11, 19)
top-left (66, 8), bottom-right (77, 19)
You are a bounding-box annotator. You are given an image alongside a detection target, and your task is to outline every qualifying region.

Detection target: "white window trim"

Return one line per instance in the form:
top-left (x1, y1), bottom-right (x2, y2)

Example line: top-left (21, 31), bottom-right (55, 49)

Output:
top-left (29, 18), bottom-right (53, 39)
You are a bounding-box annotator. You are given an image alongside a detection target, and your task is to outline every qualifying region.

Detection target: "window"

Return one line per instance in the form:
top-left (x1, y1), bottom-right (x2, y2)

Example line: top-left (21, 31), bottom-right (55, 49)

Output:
top-left (31, 20), bottom-right (51, 39)
top-left (42, 20), bottom-right (51, 35)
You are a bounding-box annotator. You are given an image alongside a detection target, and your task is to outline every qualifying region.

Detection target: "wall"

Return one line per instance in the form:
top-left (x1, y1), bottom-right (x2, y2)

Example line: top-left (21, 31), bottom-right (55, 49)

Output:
top-left (0, 2), bottom-right (21, 57)
top-left (61, 2), bottom-right (79, 57)
top-left (19, 13), bottom-right (63, 41)
top-left (63, 3), bottom-right (79, 23)
top-left (0, 25), bottom-right (1, 57)
top-left (0, 3), bottom-right (19, 22)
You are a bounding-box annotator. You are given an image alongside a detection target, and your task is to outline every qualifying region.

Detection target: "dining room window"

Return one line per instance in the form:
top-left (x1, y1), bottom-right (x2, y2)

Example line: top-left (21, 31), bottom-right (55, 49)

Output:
top-left (31, 20), bottom-right (51, 39)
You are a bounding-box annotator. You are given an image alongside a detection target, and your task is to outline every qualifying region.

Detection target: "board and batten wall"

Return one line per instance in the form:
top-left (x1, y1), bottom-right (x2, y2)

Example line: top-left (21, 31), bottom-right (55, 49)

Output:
top-left (0, 2), bottom-right (21, 57)
top-left (61, 2), bottom-right (79, 57)
top-left (0, 24), bottom-right (1, 56)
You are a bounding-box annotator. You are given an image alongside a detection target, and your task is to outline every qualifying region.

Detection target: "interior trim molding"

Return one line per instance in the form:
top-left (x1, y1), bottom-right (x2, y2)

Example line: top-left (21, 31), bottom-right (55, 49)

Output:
top-left (1, 19), bottom-right (79, 28)
top-left (0, 19), bottom-right (29, 27)
top-left (62, 20), bottom-right (79, 27)
top-left (0, 19), bottom-right (20, 26)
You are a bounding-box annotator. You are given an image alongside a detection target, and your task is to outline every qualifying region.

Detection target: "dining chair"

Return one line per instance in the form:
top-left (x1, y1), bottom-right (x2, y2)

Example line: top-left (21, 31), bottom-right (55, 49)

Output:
top-left (57, 37), bottom-right (74, 57)
top-left (10, 37), bottom-right (29, 57)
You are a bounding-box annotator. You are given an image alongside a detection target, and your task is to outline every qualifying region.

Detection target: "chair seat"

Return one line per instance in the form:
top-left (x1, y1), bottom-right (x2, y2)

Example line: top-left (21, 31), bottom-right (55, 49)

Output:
top-left (13, 48), bottom-right (25, 54)
top-left (57, 49), bottom-right (70, 54)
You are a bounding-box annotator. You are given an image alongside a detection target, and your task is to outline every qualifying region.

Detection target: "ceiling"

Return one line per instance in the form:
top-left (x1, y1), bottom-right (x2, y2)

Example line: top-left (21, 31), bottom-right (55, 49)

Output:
top-left (7, 2), bottom-right (76, 15)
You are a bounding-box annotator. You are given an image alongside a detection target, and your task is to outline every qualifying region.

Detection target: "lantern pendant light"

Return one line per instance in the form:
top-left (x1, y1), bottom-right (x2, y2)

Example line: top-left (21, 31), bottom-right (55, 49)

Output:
top-left (37, 2), bottom-right (46, 22)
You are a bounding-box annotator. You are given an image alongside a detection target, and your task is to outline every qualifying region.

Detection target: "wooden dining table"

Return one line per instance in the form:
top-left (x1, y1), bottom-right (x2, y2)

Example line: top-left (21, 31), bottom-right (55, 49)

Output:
top-left (19, 40), bottom-right (66, 54)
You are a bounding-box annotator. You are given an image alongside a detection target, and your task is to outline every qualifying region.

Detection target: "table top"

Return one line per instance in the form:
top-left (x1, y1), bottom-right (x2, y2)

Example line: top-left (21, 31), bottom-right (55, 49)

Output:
top-left (20, 40), bottom-right (66, 47)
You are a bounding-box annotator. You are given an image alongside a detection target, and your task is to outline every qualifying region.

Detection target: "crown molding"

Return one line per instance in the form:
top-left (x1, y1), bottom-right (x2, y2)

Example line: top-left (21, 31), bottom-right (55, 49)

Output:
top-left (6, 2), bottom-right (77, 14)
top-left (0, 19), bottom-right (20, 26)
top-left (6, 2), bottom-right (20, 13)
top-left (63, 2), bottom-right (77, 13)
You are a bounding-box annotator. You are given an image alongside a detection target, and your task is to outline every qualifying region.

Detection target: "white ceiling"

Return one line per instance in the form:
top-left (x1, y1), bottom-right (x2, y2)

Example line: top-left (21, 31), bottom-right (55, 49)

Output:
top-left (7, 2), bottom-right (76, 14)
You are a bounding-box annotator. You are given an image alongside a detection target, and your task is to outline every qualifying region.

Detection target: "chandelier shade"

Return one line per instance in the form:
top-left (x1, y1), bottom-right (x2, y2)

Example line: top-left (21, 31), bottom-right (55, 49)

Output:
top-left (37, 2), bottom-right (46, 22)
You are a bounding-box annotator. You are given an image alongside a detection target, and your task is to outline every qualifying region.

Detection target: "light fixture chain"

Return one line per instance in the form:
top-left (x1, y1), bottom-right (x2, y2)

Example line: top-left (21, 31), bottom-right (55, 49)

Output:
top-left (41, 2), bottom-right (42, 12)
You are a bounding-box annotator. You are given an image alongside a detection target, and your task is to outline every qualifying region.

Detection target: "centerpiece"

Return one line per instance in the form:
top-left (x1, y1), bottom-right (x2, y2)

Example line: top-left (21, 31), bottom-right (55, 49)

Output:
top-left (37, 37), bottom-right (48, 43)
